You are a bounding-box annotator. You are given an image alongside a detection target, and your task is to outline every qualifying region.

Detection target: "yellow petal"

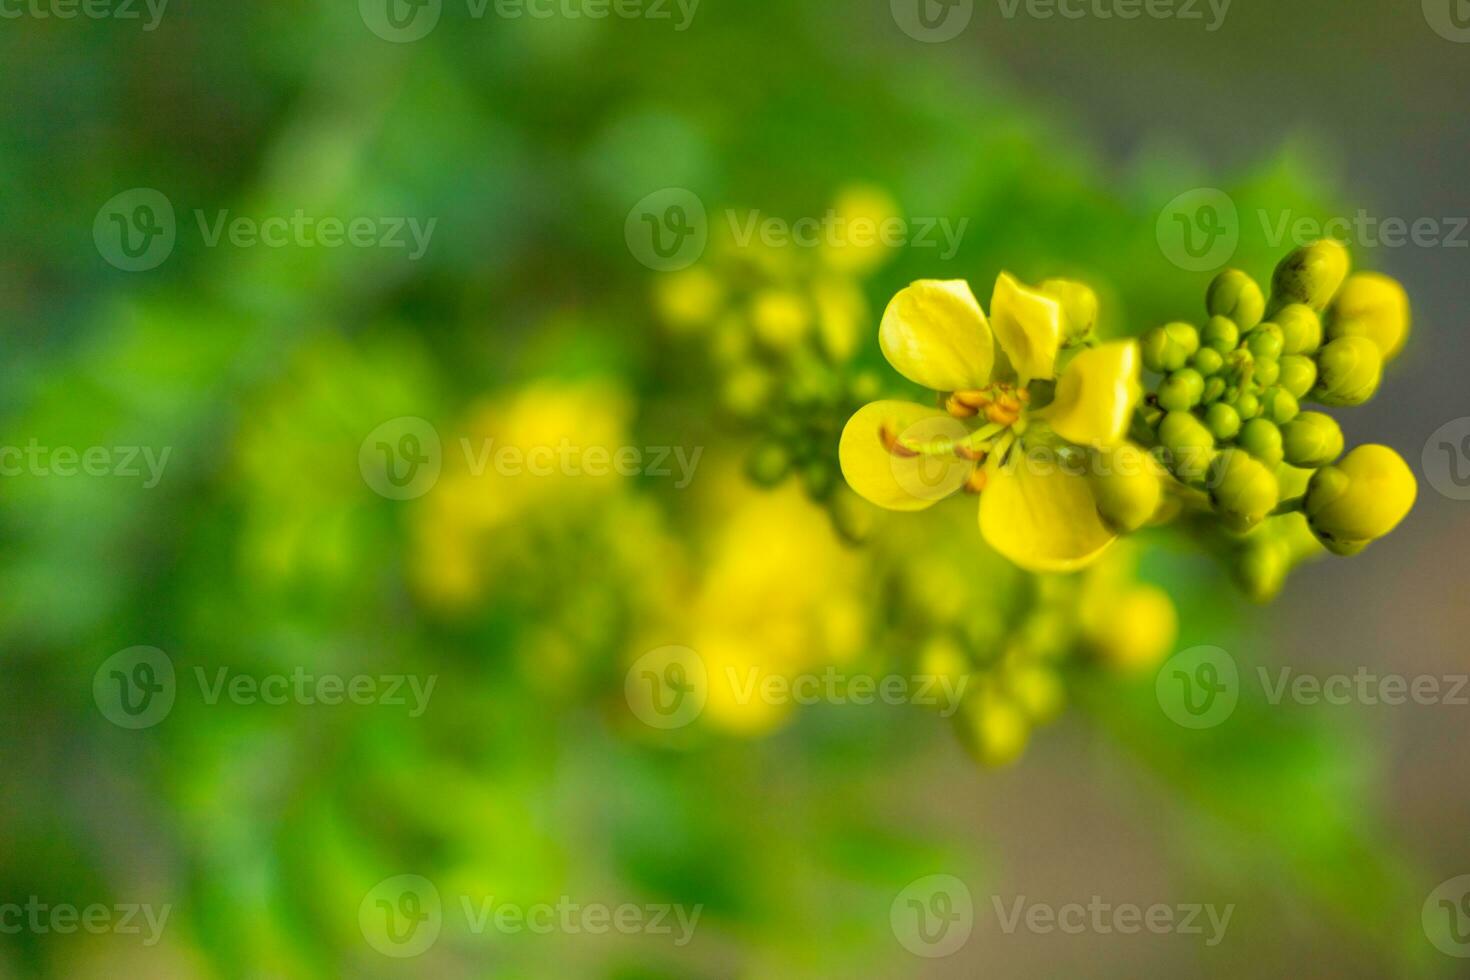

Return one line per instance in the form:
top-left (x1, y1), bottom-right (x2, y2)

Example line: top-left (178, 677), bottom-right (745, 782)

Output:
top-left (878, 280), bottom-right (995, 392)
top-left (839, 400), bottom-right (973, 511)
top-left (978, 453), bottom-right (1116, 572)
top-left (1041, 341), bottom-right (1141, 448)
top-left (990, 272), bottom-right (1062, 385)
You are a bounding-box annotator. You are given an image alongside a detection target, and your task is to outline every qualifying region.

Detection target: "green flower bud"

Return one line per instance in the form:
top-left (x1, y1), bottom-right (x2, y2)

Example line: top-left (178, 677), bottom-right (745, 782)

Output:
top-left (1273, 303), bottom-right (1323, 355)
top-left (1089, 443), bottom-right (1163, 533)
top-left (1205, 401), bottom-right (1241, 441)
top-left (1141, 322), bottom-right (1200, 374)
top-left (1235, 538), bottom-right (1289, 603)
top-left (1192, 347), bottom-right (1224, 376)
top-left (1231, 390), bottom-right (1261, 420)
top-left (1237, 417), bottom-right (1284, 466)
top-left (1278, 355), bottom-right (1318, 399)
top-left (1280, 411), bottom-right (1343, 468)
top-left (1261, 387), bottom-right (1299, 424)
top-left (1209, 448), bottom-right (1281, 533)
top-left (1271, 239), bottom-right (1351, 312)
top-left (1327, 272), bottom-right (1410, 362)
top-left (1312, 335), bottom-right (1383, 407)
top-left (1207, 269), bottom-right (1266, 330)
top-left (1304, 444), bottom-right (1416, 555)
top-left (955, 686), bottom-right (1030, 768)
top-left (1158, 410), bottom-right (1215, 483)
top-left (1202, 377), bottom-right (1227, 404)
top-left (1246, 324), bottom-right (1284, 361)
top-left (1040, 278), bottom-right (1099, 347)
top-left (801, 459), bottom-right (836, 500)
top-left (1202, 315), bottom-right (1241, 352)
top-left (1254, 358), bottom-right (1280, 387)
top-left (1158, 368), bottom-right (1205, 411)
top-left (746, 440), bottom-right (792, 486)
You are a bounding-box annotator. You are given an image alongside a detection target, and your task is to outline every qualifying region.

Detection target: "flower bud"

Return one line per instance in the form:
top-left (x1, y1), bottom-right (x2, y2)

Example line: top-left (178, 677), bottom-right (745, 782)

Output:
top-left (1230, 390), bottom-right (1260, 420)
top-left (1089, 443), bottom-right (1163, 533)
top-left (1304, 444), bottom-right (1416, 554)
top-left (1237, 417), bottom-right (1284, 466)
top-left (1271, 239), bottom-right (1351, 312)
top-left (1205, 402), bottom-right (1241, 440)
top-left (1158, 410), bottom-right (1215, 483)
top-left (1207, 269), bottom-right (1267, 330)
top-left (1261, 387), bottom-right (1299, 424)
top-left (1254, 359), bottom-right (1280, 387)
top-left (1327, 272), bottom-right (1410, 362)
top-left (1141, 322), bottom-right (1199, 374)
top-left (1235, 537), bottom-right (1288, 603)
top-left (1040, 278), bottom-right (1099, 347)
top-left (751, 289), bottom-right (813, 350)
top-left (1202, 377), bottom-right (1227, 404)
top-left (1209, 449), bottom-right (1280, 532)
top-left (1086, 585), bottom-right (1177, 672)
top-left (1280, 411), bottom-right (1343, 468)
top-left (1245, 324), bottom-right (1284, 361)
top-left (1192, 347), bottom-right (1224, 377)
top-left (1273, 303), bottom-right (1323, 355)
top-left (1202, 315), bottom-right (1240, 352)
top-left (955, 686), bottom-right (1030, 767)
top-left (746, 440), bottom-right (792, 486)
top-left (1278, 354), bottom-right (1318, 399)
top-left (1312, 335), bottom-right (1383, 407)
top-left (1158, 368), bottom-right (1205, 411)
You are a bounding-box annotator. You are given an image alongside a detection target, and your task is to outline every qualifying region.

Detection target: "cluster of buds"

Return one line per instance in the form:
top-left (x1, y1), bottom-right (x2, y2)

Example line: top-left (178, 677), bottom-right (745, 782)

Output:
top-left (653, 188), bottom-right (901, 543)
top-left (1138, 241), bottom-right (1416, 591)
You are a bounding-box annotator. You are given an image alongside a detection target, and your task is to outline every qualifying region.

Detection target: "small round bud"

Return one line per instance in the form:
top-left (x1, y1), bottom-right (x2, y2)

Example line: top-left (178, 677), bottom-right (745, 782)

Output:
top-left (1086, 585), bottom-right (1177, 672)
top-left (1246, 324), bottom-right (1284, 361)
top-left (1237, 417), bottom-right (1284, 466)
top-left (1278, 355), bottom-right (1318, 399)
top-left (1141, 322), bottom-right (1200, 374)
top-left (1304, 444), bottom-right (1416, 554)
top-left (1202, 315), bottom-right (1241, 352)
top-left (1274, 303), bottom-right (1323, 355)
top-left (1040, 278), bottom-right (1099, 347)
top-left (1231, 390), bottom-right (1261, 420)
top-left (1254, 358), bottom-right (1280, 387)
top-left (746, 440), bottom-right (791, 486)
top-left (1158, 368), bottom-right (1206, 411)
top-left (722, 365), bottom-right (773, 417)
top-left (1202, 377), bottom-right (1227, 404)
top-left (1209, 448), bottom-right (1280, 532)
top-left (1089, 443), bottom-right (1163, 533)
top-left (1158, 410), bottom-right (1216, 483)
top-left (751, 289), bottom-right (813, 350)
top-left (1271, 239), bottom-right (1351, 312)
top-left (1205, 401), bottom-right (1241, 441)
top-left (1280, 411), bottom-right (1343, 468)
top-left (1192, 347), bottom-right (1224, 376)
top-left (1327, 272), bottom-right (1410, 362)
top-left (955, 687), bottom-right (1030, 767)
top-left (1261, 387), bottom-right (1299, 424)
top-left (1312, 335), bottom-right (1383, 407)
top-left (1207, 269), bottom-right (1266, 330)
top-left (1235, 538), bottom-right (1289, 603)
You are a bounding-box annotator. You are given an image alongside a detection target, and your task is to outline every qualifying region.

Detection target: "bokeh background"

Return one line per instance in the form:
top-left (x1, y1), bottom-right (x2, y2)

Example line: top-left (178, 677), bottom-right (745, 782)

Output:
top-left (1, 0), bottom-right (1467, 976)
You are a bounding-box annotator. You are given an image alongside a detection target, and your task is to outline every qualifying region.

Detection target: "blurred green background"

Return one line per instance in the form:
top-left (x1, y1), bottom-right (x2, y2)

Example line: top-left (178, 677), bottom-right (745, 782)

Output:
top-left (2, 0), bottom-right (1468, 976)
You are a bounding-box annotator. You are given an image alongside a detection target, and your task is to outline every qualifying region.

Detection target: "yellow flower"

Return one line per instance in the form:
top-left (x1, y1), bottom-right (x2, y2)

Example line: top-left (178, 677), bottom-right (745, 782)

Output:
top-left (840, 275), bottom-right (1144, 572)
